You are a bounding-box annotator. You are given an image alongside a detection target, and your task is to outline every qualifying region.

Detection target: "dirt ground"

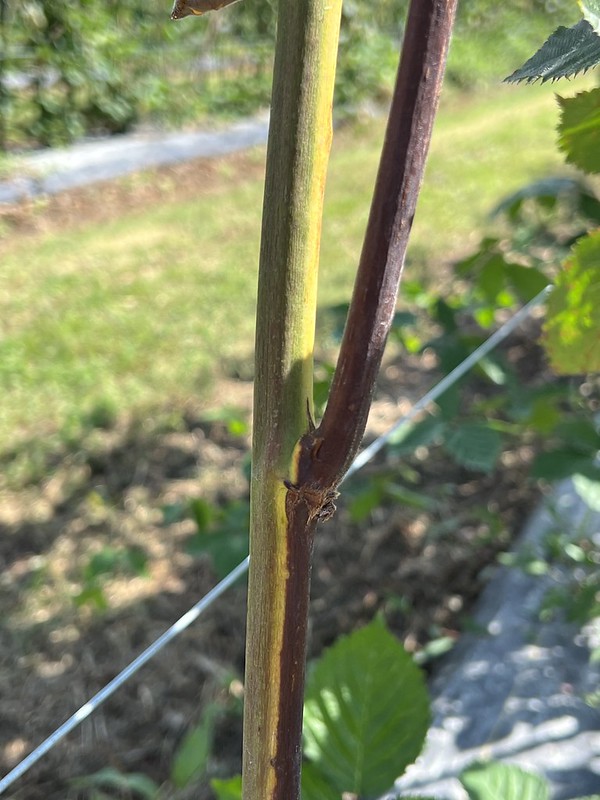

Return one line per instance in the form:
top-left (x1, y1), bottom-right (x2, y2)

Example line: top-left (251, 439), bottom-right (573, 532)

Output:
top-left (0, 157), bottom-right (564, 799)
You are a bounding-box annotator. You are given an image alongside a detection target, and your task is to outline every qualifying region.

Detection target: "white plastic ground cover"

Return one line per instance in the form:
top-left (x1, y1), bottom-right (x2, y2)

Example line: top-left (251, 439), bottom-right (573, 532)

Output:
top-left (389, 479), bottom-right (600, 800)
top-left (0, 115), bottom-right (270, 203)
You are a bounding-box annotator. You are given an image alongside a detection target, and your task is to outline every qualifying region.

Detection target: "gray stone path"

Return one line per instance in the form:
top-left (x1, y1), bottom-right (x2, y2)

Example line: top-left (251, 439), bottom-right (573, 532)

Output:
top-left (0, 114), bottom-right (269, 204)
top-left (390, 480), bottom-right (600, 800)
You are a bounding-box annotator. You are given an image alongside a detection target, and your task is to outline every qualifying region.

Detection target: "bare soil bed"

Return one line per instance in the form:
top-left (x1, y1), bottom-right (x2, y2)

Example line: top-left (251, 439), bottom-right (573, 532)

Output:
top-left (0, 159), bottom-right (557, 799)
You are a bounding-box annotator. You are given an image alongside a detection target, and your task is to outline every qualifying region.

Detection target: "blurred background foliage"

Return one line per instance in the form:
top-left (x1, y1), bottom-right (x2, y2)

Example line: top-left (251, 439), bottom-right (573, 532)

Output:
top-left (0, 0), bottom-right (577, 148)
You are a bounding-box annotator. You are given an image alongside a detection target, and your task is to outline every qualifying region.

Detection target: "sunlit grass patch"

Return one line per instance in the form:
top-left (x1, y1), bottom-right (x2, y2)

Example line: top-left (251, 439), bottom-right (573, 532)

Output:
top-left (0, 80), bottom-right (585, 463)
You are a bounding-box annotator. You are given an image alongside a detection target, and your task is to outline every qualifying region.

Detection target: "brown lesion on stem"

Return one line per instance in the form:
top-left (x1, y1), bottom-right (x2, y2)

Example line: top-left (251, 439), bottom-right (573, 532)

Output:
top-left (284, 475), bottom-right (339, 524)
top-left (279, 0), bottom-right (460, 526)
top-left (284, 412), bottom-right (340, 524)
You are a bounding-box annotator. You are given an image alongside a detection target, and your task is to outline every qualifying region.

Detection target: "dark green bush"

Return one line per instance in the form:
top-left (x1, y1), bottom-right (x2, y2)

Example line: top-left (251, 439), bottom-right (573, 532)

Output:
top-left (7, 1), bottom-right (143, 145)
top-left (0, 0), bottom-right (573, 149)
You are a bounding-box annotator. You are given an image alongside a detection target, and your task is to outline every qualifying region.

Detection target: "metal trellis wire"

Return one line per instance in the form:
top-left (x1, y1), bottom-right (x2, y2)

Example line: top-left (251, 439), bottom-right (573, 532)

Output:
top-left (344, 286), bottom-right (552, 480)
top-left (0, 557), bottom-right (250, 795)
top-left (0, 285), bottom-right (551, 795)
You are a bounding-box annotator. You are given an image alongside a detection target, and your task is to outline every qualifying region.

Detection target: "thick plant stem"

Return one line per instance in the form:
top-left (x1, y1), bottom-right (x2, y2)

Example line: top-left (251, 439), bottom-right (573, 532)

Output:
top-left (242, 0), bottom-right (342, 799)
top-left (305, 0), bottom-right (459, 493)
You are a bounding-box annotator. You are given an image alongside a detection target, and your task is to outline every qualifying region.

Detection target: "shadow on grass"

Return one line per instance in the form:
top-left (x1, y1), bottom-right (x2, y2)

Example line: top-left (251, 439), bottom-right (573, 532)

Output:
top-left (0, 403), bottom-right (252, 799)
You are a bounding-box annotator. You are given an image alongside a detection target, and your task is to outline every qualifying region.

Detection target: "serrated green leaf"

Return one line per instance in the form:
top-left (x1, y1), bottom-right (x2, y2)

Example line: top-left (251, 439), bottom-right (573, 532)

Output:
top-left (84, 548), bottom-right (121, 580)
top-left (385, 482), bottom-right (437, 511)
top-left (413, 635), bottom-right (456, 666)
top-left (474, 305), bottom-right (498, 330)
top-left (525, 559), bottom-right (550, 577)
top-left (526, 397), bottom-right (561, 435)
top-left (478, 254), bottom-right (507, 302)
top-left (84, 546), bottom-right (148, 579)
top-left (445, 424), bottom-right (502, 473)
top-left (490, 178), bottom-right (581, 218)
top-left (211, 775), bottom-right (243, 800)
top-left (71, 768), bottom-right (159, 799)
top-left (124, 546), bottom-right (150, 577)
top-left (435, 383), bottom-right (462, 421)
top-left (186, 500), bottom-right (250, 578)
top-left (303, 618), bottom-right (430, 797)
top-left (387, 416), bottom-right (447, 454)
top-left (558, 88), bottom-right (600, 174)
top-left (189, 498), bottom-right (214, 532)
top-left (162, 501), bottom-right (188, 526)
top-left (563, 542), bottom-right (586, 562)
top-left (454, 238), bottom-right (499, 274)
top-left (555, 418), bottom-right (600, 453)
top-left (504, 264), bottom-right (549, 303)
top-left (579, 190), bottom-right (600, 223)
top-left (477, 356), bottom-right (508, 386)
top-left (530, 450), bottom-right (599, 480)
top-left (505, 20), bottom-right (600, 83)
top-left (187, 528), bottom-right (249, 579)
top-left (433, 298), bottom-right (458, 333)
top-left (301, 761), bottom-right (340, 800)
top-left (392, 310), bottom-right (418, 328)
top-left (201, 406), bottom-right (249, 437)
top-left (460, 761), bottom-right (549, 800)
top-left (544, 232), bottom-right (600, 374)
top-left (111, 774), bottom-right (159, 798)
top-left (171, 707), bottom-right (218, 789)
top-left (581, 0), bottom-right (600, 34)
top-left (348, 481), bottom-right (385, 523)
top-left (573, 473), bottom-right (600, 511)
top-left (73, 584), bottom-right (109, 611)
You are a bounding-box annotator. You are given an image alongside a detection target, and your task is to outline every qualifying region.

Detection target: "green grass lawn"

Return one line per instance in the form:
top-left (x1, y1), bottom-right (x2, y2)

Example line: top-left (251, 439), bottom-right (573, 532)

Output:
top-left (0, 79), bottom-right (588, 467)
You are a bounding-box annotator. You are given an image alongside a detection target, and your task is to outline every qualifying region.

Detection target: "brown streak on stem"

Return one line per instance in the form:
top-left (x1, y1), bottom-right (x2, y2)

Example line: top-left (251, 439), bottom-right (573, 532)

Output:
top-left (311, 0), bottom-right (458, 487)
top-left (271, 494), bottom-right (317, 798)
